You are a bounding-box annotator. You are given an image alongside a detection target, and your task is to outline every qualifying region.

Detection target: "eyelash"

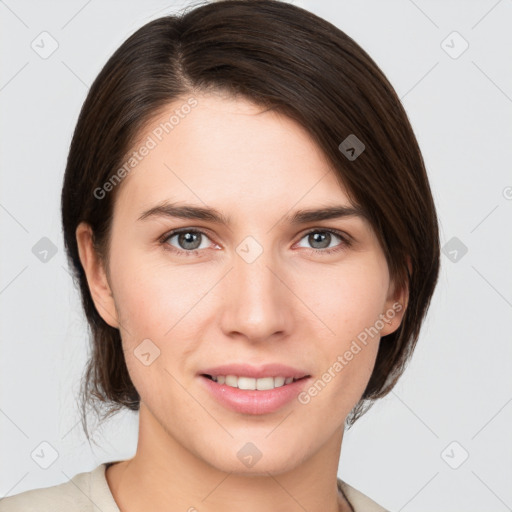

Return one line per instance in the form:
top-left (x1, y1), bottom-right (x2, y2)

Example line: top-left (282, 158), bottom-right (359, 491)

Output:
top-left (158, 227), bottom-right (352, 257)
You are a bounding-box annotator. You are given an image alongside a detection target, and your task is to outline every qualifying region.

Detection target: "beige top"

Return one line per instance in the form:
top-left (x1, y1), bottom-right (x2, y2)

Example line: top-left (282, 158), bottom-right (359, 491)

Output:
top-left (0, 462), bottom-right (389, 511)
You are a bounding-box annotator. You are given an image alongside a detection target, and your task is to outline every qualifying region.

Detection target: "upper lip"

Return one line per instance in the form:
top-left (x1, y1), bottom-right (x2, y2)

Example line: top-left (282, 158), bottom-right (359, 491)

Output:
top-left (199, 363), bottom-right (311, 380)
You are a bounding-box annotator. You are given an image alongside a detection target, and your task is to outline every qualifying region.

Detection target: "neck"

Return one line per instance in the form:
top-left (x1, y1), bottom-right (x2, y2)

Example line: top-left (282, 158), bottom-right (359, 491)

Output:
top-left (106, 402), bottom-right (352, 512)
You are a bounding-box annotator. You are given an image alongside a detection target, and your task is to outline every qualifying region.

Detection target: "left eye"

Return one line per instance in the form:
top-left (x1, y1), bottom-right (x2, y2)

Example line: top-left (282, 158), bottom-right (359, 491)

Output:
top-left (296, 230), bottom-right (345, 251)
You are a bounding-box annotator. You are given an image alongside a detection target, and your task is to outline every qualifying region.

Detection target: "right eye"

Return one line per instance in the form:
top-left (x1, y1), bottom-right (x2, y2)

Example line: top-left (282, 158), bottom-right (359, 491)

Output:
top-left (160, 228), bottom-right (216, 256)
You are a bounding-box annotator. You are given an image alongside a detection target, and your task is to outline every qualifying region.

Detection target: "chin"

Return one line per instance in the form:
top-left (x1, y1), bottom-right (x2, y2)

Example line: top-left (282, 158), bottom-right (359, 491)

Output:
top-left (200, 440), bottom-right (307, 477)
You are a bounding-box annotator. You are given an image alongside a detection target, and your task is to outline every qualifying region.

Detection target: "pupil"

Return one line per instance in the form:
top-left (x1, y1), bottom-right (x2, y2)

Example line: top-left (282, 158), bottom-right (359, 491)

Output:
top-left (310, 232), bottom-right (330, 249)
top-left (179, 232), bottom-right (200, 250)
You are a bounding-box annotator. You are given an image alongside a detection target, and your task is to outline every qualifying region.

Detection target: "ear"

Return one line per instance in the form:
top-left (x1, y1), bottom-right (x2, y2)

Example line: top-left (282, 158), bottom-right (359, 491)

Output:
top-left (379, 257), bottom-right (411, 337)
top-left (75, 222), bottom-right (119, 329)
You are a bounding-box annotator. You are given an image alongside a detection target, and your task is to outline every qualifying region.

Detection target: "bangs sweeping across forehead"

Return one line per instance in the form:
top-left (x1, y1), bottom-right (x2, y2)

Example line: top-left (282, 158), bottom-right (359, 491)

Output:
top-left (61, 0), bottom-right (440, 440)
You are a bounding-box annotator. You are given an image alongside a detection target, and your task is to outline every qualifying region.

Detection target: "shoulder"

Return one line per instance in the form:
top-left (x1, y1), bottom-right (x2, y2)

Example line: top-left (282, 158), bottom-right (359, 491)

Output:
top-left (0, 463), bottom-right (119, 512)
top-left (337, 477), bottom-right (391, 512)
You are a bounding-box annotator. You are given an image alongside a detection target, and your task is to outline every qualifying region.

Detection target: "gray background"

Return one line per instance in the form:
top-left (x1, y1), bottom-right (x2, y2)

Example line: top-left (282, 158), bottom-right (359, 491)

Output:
top-left (1, 1), bottom-right (511, 510)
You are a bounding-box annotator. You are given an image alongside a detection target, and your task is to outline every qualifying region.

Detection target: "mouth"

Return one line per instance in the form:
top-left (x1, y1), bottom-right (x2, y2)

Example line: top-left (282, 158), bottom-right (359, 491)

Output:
top-left (199, 373), bottom-right (312, 415)
top-left (202, 374), bottom-right (308, 382)
top-left (200, 373), bottom-right (310, 390)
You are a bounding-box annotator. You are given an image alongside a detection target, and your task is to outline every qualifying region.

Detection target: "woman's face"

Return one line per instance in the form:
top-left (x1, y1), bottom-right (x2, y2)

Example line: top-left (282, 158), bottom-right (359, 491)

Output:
top-left (79, 92), bottom-right (405, 475)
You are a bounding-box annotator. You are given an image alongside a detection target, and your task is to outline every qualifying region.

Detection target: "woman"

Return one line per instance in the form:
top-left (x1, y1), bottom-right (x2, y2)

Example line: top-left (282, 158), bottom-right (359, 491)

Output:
top-left (0, 1), bottom-right (440, 510)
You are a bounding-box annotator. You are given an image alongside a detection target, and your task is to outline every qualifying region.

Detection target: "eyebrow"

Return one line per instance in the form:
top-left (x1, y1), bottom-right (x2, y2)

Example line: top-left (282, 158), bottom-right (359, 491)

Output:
top-left (137, 201), bottom-right (367, 225)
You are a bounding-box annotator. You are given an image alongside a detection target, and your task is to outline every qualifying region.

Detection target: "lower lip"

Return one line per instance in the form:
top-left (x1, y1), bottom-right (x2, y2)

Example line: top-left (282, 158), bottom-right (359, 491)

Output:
top-left (199, 375), bottom-right (311, 415)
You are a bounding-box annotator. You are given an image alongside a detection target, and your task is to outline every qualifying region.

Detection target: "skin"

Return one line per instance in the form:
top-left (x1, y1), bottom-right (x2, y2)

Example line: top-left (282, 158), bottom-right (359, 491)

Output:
top-left (76, 91), bottom-right (408, 512)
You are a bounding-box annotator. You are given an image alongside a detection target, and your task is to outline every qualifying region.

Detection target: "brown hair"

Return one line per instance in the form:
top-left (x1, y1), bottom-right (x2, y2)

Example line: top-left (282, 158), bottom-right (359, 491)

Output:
top-left (61, 0), bottom-right (440, 441)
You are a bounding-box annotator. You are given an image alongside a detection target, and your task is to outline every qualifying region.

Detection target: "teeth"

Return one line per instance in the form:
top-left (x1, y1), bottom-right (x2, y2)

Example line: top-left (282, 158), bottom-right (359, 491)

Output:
top-left (210, 375), bottom-right (299, 390)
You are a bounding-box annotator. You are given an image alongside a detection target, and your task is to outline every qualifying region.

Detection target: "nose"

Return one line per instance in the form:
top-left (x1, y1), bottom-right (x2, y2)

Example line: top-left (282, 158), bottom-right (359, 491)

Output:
top-left (219, 242), bottom-right (293, 343)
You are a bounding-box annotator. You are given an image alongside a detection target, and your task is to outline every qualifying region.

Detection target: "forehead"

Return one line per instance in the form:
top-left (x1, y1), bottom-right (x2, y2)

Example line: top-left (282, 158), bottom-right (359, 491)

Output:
top-left (114, 93), bottom-right (357, 221)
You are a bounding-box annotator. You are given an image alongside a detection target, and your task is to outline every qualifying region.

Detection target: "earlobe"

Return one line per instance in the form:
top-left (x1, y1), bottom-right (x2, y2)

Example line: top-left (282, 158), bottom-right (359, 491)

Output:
top-left (380, 292), bottom-right (407, 337)
top-left (380, 262), bottom-right (410, 337)
top-left (75, 222), bottom-right (119, 329)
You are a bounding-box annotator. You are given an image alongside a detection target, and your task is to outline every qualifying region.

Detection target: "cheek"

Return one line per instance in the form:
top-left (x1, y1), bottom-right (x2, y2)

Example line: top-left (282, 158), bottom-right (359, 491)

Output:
top-left (108, 244), bottom-right (204, 337)
top-left (109, 256), bottom-right (202, 400)
top-left (293, 259), bottom-right (387, 397)
top-left (296, 257), bottom-right (389, 341)
top-left (108, 240), bottom-right (386, 430)
top-left (111, 241), bottom-right (389, 344)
